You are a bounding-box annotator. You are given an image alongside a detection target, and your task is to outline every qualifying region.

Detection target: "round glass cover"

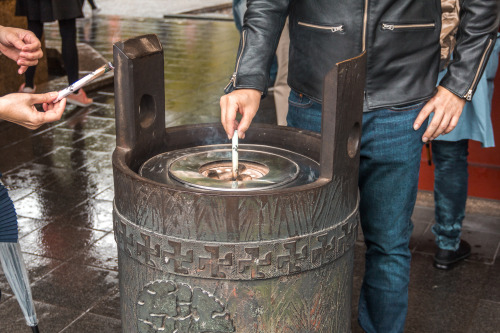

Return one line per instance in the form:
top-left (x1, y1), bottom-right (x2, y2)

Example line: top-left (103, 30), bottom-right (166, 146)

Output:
top-left (168, 149), bottom-right (299, 191)
top-left (139, 144), bottom-right (319, 192)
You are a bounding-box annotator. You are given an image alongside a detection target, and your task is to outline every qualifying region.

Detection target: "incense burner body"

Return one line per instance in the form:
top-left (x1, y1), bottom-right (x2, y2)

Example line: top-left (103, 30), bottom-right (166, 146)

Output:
top-left (112, 35), bottom-right (365, 333)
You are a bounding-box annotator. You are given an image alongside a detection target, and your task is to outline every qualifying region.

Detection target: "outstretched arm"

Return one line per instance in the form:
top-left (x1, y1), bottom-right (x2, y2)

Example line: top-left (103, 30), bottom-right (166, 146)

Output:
top-left (0, 25), bottom-right (43, 74)
top-left (0, 92), bottom-right (66, 130)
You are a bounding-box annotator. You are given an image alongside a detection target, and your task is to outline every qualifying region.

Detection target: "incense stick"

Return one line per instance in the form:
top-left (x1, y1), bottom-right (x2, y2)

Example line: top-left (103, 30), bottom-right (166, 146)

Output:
top-left (232, 130), bottom-right (239, 180)
top-left (54, 62), bottom-right (114, 103)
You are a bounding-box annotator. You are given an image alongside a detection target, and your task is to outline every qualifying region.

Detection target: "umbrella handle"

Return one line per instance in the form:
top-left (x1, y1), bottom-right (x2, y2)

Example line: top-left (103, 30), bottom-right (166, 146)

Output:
top-left (31, 325), bottom-right (40, 333)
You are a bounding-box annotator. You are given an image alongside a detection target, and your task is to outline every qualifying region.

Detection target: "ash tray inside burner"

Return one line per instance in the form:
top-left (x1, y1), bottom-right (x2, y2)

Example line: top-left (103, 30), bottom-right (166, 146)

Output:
top-left (139, 144), bottom-right (320, 192)
top-left (168, 148), bottom-right (300, 191)
top-left (200, 160), bottom-right (269, 181)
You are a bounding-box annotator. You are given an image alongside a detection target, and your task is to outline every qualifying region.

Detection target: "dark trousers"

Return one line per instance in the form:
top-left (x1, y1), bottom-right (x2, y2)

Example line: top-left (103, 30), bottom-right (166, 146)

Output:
top-left (431, 139), bottom-right (469, 251)
top-left (25, 18), bottom-right (79, 88)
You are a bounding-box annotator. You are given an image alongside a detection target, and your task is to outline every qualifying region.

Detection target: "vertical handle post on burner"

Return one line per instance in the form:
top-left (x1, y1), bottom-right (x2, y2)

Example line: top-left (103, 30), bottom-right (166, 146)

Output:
top-left (113, 34), bottom-right (166, 166)
top-left (320, 52), bottom-right (366, 200)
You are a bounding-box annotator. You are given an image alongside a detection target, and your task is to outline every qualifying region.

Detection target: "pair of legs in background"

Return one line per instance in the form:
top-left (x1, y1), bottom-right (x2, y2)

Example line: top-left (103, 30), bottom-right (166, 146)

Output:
top-left (23, 19), bottom-right (78, 91)
top-left (430, 35), bottom-right (500, 269)
top-left (287, 91), bottom-right (427, 332)
top-left (431, 140), bottom-right (471, 269)
top-left (21, 19), bottom-right (92, 106)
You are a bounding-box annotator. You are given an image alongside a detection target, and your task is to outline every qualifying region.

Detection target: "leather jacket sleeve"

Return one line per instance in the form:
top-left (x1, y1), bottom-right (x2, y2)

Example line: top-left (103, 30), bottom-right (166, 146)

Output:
top-left (439, 0), bottom-right (499, 100)
top-left (224, 0), bottom-right (290, 95)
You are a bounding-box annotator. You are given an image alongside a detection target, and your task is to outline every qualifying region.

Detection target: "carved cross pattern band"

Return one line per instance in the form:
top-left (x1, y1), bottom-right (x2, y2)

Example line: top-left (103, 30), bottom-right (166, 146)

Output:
top-left (113, 200), bottom-right (359, 280)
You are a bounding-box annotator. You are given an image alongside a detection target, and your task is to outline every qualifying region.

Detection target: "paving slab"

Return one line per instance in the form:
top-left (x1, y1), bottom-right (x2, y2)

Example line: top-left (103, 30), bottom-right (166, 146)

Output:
top-left (0, 298), bottom-right (83, 332)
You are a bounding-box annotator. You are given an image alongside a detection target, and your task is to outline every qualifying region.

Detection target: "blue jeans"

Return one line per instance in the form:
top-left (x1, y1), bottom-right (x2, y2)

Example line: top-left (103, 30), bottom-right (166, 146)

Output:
top-left (288, 90), bottom-right (427, 333)
top-left (431, 140), bottom-right (468, 251)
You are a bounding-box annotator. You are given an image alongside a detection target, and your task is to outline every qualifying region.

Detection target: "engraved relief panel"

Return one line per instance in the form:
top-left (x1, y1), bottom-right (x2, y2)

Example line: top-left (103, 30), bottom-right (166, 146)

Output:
top-left (137, 280), bottom-right (234, 333)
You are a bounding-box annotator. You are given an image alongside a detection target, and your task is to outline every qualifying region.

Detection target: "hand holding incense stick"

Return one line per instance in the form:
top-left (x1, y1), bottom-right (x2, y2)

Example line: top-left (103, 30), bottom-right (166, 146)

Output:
top-left (232, 130), bottom-right (239, 180)
top-left (53, 62), bottom-right (114, 103)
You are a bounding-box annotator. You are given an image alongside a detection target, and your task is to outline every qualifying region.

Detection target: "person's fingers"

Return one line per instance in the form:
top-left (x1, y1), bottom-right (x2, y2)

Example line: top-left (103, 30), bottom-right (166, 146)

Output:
top-left (238, 110), bottom-right (255, 139)
top-left (422, 107), bottom-right (443, 142)
top-left (41, 98), bottom-right (66, 123)
top-left (429, 112), bottom-right (451, 140)
top-left (221, 89), bottom-right (261, 139)
top-left (9, 35), bottom-right (26, 52)
top-left (444, 114), bottom-right (460, 134)
top-left (29, 91), bottom-right (59, 105)
top-left (220, 95), bottom-right (231, 138)
top-left (413, 101), bottom-right (434, 131)
top-left (19, 49), bottom-right (43, 60)
top-left (17, 58), bottom-right (39, 68)
top-left (413, 87), bottom-right (466, 141)
top-left (21, 34), bottom-right (41, 52)
top-left (18, 65), bottom-right (28, 75)
top-left (220, 94), bottom-right (241, 139)
top-left (225, 96), bottom-right (239, 139)
top-left (17, 48), bottom-right (42, 72)
top-left (17, 60), bottom-right (39, 72)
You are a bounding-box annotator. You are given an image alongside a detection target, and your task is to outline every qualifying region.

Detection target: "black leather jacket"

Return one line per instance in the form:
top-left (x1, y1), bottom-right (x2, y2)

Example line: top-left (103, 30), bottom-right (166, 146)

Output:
top-left (225, 0), bottom-right (499, 109)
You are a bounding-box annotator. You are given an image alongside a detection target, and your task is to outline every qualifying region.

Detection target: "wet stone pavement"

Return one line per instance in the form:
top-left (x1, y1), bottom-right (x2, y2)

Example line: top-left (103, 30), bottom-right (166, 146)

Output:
top-left (0, 13), bottom-right (499, 333)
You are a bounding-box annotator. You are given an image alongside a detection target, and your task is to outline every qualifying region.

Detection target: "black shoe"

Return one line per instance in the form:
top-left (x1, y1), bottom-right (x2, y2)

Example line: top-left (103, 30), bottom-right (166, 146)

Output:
top-left (433, 240), bottom-right (471, 270)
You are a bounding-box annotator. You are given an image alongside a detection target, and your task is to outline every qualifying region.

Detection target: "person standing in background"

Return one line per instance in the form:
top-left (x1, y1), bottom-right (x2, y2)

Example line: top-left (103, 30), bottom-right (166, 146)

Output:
top-left (273, 18), bottom-right (291, 126)
top-left (430, 0), bottom-right (500, 270)
top-left (15, 0), bottom-right (93, 107)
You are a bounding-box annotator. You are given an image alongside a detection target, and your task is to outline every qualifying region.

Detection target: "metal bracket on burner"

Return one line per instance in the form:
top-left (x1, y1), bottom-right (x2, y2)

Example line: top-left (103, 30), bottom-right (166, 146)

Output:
top-left (320, 52), bottom-right (366, 203)
top-left (113, 34), bottom-right (166, 167)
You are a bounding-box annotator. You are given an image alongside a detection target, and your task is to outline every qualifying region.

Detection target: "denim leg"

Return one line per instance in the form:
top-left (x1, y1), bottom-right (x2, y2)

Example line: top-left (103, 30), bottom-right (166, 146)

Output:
top-left (286, 90), bottom-right (322, 132)
top-left (431, 140), bottom-right (468, 251)
top-left (287, 93), bottom-right (427, 332)
top-left (357, 105), bottom-right (426, 333)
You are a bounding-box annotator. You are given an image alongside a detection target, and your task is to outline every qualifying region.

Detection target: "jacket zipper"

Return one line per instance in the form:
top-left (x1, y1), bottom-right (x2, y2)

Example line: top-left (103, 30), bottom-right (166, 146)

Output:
top-left (362, 0), bottom-right (368, 51)
top-left (298, 21), bottom-right (344, 33)
top-left (464, 38), bottom-right (493, 101)
top-left (382, 23), bottom-right (435, 30)
top-left (225, 30), bottom-right (247, 90)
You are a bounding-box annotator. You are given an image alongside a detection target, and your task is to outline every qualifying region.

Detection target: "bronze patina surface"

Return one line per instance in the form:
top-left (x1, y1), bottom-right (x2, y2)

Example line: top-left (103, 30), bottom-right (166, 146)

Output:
top-left (112, 34), bottom-right (365, 332)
